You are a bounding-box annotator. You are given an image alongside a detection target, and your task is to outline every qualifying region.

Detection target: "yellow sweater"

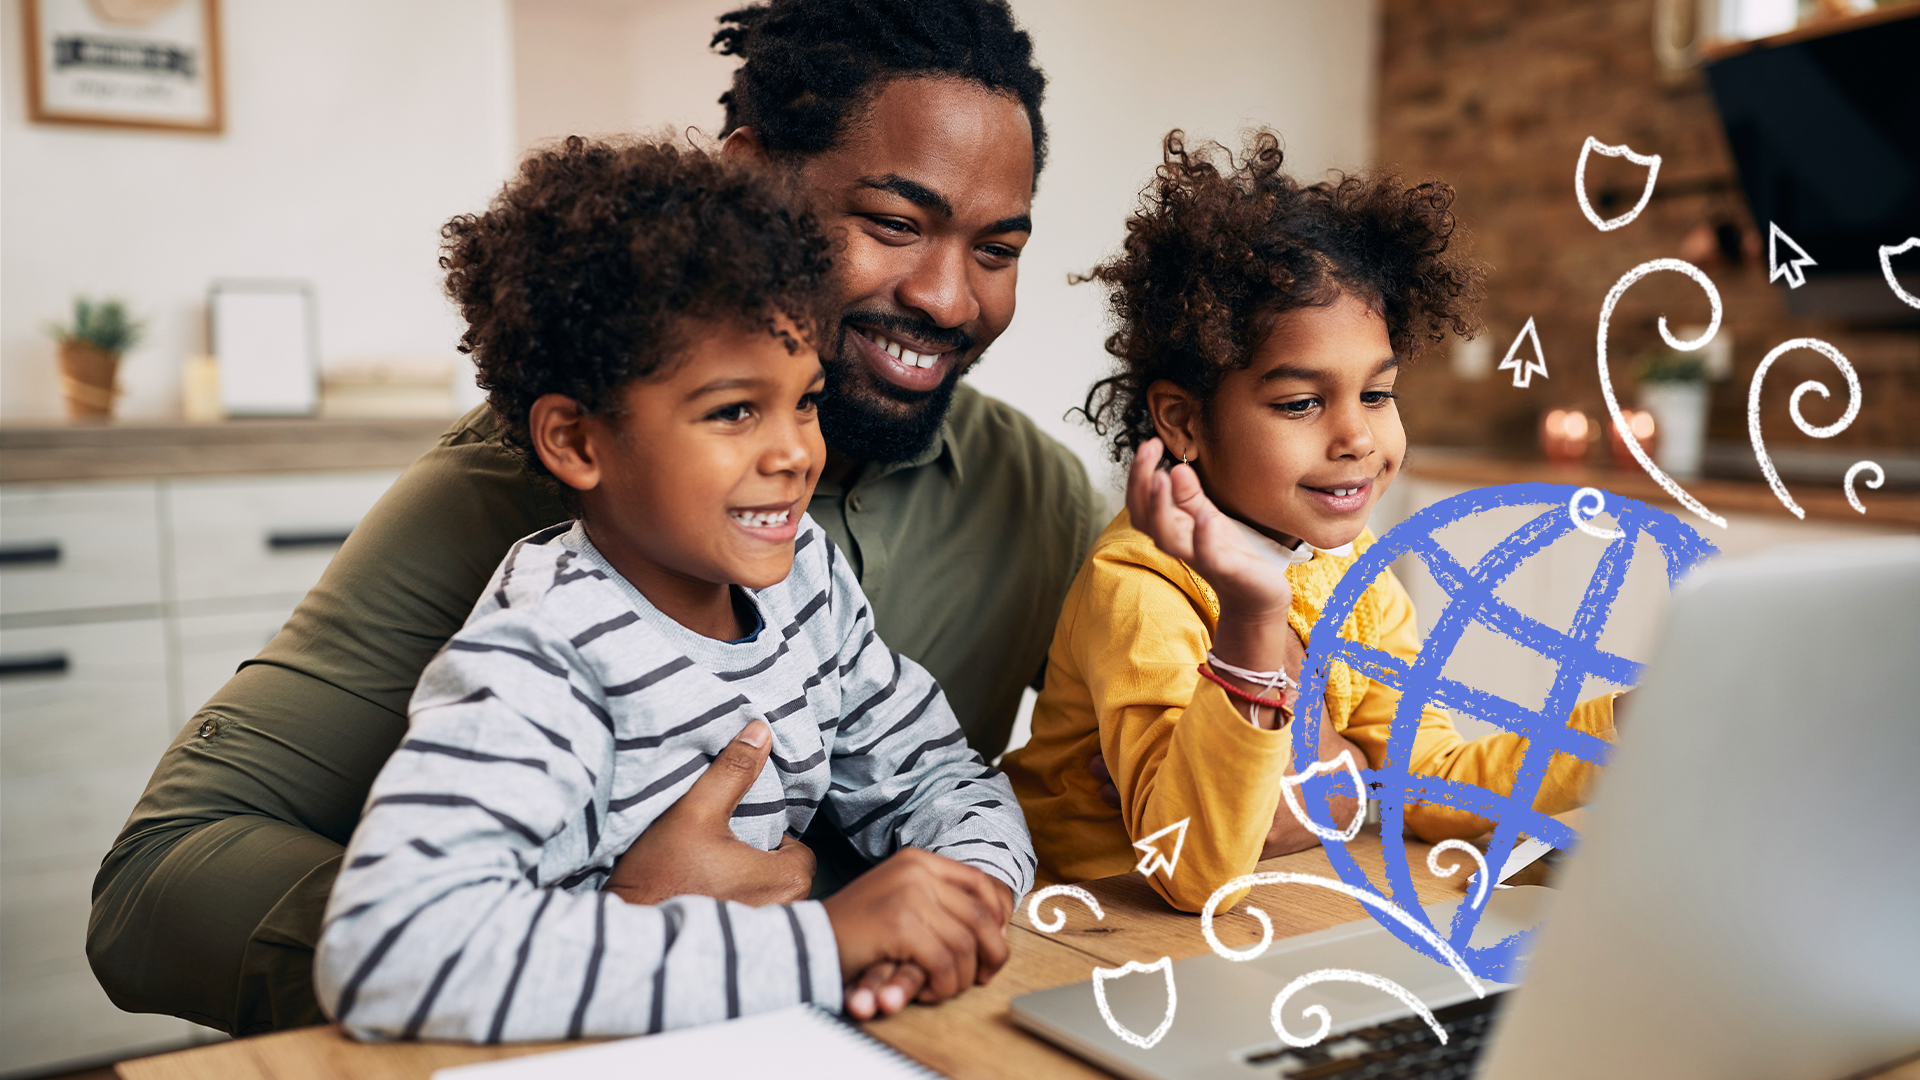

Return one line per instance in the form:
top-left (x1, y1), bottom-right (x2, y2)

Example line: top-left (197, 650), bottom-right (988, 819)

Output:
top-left (1001, 511), bottom-right (1615, 913)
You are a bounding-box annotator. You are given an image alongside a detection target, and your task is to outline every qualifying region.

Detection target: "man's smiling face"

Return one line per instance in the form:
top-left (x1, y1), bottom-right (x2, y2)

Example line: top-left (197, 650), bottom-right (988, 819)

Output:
top-left (791, 76), bottom-right (1035, 463)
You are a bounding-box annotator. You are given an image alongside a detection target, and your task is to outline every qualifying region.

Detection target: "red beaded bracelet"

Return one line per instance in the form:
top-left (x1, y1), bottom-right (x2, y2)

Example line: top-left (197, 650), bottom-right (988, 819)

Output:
top-left (1197, 663), bottom-right (1291, 712)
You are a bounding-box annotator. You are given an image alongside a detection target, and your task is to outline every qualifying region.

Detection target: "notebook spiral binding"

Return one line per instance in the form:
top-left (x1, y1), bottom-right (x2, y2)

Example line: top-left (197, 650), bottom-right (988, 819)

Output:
top-left (807, 1005), bottom-right (950, 1079)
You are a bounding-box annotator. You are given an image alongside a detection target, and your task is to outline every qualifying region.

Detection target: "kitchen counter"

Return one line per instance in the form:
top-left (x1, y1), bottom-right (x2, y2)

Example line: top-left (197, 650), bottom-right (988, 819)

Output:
top-left (1403, 449), bottom-right (1920, 530)
top-left (0, 418), bottom-right (452, 483)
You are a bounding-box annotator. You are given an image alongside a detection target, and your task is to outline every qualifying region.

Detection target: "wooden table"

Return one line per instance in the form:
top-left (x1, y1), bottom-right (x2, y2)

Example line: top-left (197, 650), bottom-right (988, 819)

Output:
top-left (114, 831), bottom-right (1920, 1080)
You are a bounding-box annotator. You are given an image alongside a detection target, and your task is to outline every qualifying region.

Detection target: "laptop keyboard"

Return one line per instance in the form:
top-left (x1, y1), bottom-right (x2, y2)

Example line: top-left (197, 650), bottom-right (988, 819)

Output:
top-left (1241, 992), bottom-right (1506, 1078)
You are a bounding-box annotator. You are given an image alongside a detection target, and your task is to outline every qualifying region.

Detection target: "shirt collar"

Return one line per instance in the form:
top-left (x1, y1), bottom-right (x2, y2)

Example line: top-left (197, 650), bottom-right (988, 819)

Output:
top-left (1228, 518), bottom-right (1354, 569)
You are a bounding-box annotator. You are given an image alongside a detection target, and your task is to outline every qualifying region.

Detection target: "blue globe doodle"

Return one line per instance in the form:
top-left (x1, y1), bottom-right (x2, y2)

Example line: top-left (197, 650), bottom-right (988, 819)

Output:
top-left (1284, 482), bottom-right (1718, 982)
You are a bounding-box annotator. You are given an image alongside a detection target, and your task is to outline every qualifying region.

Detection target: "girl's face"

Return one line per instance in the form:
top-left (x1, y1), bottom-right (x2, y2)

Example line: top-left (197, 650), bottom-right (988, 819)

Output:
top-left (1155, 290), bottom-right (1405, 552)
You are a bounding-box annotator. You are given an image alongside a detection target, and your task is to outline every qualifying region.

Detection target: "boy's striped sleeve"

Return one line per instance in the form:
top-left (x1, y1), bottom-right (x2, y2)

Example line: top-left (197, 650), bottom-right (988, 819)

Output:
top-left (818, 547), bottom-right (1037, 899)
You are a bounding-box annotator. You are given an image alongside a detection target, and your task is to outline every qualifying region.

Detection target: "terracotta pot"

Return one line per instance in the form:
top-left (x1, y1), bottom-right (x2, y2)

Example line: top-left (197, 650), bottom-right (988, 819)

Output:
top-left (58, 341), bottom-right (119, 420)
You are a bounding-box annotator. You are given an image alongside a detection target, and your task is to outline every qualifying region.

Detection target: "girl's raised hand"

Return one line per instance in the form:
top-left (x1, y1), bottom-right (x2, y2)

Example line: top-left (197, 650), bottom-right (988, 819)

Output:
top-left (1126, 437), bottom-right (1293, 621)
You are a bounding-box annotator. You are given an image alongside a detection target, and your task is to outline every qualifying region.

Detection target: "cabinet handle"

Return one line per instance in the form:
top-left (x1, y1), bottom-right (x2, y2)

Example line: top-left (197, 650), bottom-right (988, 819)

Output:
top-left (266, 529), bottom-right (354, 551)
top-left (0, 652), bottom-right (69, 679)
top-left (0, 542), bottom-right (61, 567)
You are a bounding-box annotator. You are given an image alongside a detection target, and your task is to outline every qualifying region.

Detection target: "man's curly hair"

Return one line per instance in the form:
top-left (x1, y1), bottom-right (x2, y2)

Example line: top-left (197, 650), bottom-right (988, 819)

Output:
top-left (712, 0), bottom-right (1048, 182)
top-left (442, 136), bottom-right (834, 481)
top-left (1081, 130), bottom-right (1485, 463)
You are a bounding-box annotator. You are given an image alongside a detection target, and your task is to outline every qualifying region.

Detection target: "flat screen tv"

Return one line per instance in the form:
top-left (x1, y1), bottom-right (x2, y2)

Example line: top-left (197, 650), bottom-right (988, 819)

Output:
top-left (1704, 11), bottom-right (1920, 323)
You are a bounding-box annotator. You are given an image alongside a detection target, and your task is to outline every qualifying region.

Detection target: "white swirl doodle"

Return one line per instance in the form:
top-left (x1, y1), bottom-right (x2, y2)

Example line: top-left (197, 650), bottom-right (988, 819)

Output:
top-left (1197, 871), bottom-right (1484, 1002)
top-left (1575, 137), bottom-right (1662, 232)
top-left (1597, 259), bottom-right (1727, 529)
top-left (1091, 956), bottom-right (1177, 1049)
top-left (1426, 840), bottom-right (1492, 910)
top-left (1747, 337), bottom-right (1866, 520)
top-left (1278, 750), bottom-right (1366, 843)
top-left (1270, 969), bottom-right (1451, 1048)
top-left (1568, 487), bottom-right (1626, 540)
top-left (1879, 238), bottom-right (1920, 309)
top-left (1026, 885), bottom-right (1105, 933)
top-left (1845, 461), bottom-right (1885, 516)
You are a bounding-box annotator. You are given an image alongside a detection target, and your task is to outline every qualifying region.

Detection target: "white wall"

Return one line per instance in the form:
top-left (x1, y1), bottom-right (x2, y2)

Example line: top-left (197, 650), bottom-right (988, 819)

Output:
top-left (512, 0), bottom-right (1380, 495)
top-left (0, 0), bottom-right (517, 421)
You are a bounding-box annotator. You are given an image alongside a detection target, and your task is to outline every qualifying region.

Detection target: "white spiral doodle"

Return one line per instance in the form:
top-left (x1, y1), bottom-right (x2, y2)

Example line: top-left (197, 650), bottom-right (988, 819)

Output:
top-left (1277, 750), bottom-right (1366, 843)
top-left (1091, 956), bottom-right (1177, 1049)
top-left (1426, 840), bottom-right (1493, 910)
top-left (1026, 884), bottom-right (1105, 933)
top-left (1747, 337), bottom-right (1866, 521)
top-left (1198, 871), bottom-right (1484, 1000)
top-left (1575, 137), bottom-right (1662, 232)
top-left (1568, 487), bottom-right (1626, 540)
top-left (1597, 259), bottom-right (1727, 529)
top-left (1270, 969), bottom-right (1451, 1048)
top-left (1845, 461), bottom-right (1885, 515)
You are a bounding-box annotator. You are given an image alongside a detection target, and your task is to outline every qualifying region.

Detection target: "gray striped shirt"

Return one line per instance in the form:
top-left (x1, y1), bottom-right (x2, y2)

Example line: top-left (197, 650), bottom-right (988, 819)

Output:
top-left (315, 517), bottom-right (1035, 1041)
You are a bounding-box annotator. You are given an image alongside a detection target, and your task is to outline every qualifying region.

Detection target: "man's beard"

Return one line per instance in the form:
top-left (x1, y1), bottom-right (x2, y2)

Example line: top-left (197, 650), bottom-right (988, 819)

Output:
top-left (818, 313), bottom-right (976, 465)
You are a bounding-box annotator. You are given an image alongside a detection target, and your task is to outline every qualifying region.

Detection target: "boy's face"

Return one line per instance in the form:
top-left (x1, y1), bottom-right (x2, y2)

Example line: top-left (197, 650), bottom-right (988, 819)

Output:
top-left (579, 320), bottom-right (827, 595)
top-left (791, 76), bottom-right (1035, 461)
top-left (1190, 291), bottom-right (1406, 552)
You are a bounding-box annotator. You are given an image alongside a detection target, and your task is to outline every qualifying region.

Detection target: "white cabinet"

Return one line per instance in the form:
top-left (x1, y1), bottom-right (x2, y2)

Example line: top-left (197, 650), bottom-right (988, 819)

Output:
top-left (0, 468), bottom-right (399, 1076)
top-left (165, 473), bottom-right (397, 607)
top-left (0, 484), bottom-right (163, 617)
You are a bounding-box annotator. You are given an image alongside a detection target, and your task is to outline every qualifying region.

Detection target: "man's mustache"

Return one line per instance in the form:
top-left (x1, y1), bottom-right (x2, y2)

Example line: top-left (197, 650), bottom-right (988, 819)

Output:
top-left (840, 311), bottom-right (974, 356)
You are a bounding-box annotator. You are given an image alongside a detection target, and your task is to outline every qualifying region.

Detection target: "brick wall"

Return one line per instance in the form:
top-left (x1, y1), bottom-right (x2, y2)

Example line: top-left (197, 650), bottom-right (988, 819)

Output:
top-left (1373, 0), bottom-right (1919, 459)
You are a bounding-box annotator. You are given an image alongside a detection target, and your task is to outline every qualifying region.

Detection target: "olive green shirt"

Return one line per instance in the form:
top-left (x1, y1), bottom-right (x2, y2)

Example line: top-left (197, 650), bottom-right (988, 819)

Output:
top-left (88, 383), bottom-right (1103, 1035)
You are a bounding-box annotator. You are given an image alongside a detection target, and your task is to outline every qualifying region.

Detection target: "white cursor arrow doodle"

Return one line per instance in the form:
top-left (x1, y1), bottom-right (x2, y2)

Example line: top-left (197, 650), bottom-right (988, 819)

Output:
top-left (1497, 317), bottom-right (1549, 388)
top-left (1768, 222), bottom-right (1817, 289)
top-left (1133, 818), bottom-right (1190, 879)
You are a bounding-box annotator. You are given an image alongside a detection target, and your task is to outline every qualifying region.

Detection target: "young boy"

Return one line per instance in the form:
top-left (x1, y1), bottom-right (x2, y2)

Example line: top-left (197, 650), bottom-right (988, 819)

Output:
top-left (315, 138), bottom-right (1034, 1041)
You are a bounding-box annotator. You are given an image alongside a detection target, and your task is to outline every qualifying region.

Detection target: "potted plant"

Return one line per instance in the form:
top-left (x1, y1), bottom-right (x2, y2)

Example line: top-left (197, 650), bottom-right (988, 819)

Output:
top-left (47, 297), bottom-right (143, 420)
top-left (1635, 347), bottom-right (1709, 479)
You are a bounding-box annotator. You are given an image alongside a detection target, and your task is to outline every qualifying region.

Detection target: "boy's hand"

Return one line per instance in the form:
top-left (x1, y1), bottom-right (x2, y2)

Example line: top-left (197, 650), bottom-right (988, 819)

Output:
top-left (823, 848), bottom-right (1012, 1013)
top-left (605, 719), bottom-right (816, 906)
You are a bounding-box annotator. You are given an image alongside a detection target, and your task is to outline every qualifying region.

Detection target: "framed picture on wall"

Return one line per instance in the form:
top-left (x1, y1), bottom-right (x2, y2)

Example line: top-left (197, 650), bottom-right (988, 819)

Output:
top-left (22, 0), bottom-right (223, 133)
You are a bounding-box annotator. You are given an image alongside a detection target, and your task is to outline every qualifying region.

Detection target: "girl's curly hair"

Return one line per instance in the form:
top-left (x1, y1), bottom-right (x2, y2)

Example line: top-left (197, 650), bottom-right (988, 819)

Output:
top-left (1080, 130), bottom-right (1485, 463)
top-left (442, 136), bottom-right (834, 481)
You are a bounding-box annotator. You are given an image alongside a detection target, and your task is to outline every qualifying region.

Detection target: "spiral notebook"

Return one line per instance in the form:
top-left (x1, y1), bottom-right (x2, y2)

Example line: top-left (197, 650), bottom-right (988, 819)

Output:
top-left (430, 1005), bottom-right (946, 1080)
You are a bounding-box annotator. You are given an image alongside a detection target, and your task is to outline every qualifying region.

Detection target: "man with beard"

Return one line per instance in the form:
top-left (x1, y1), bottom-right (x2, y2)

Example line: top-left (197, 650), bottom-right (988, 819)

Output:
top-left (89, 0), bottom-right (1101, 1037)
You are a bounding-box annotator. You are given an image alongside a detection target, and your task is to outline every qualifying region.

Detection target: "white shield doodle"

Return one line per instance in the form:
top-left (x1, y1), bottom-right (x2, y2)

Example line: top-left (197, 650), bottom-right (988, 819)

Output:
top-left (1575, 136), bottom-right (1661, 232)
top-left (1090, 956), bottom-right (1177, 1049)
top-left (1879, 238), bottom-right (1920, 309)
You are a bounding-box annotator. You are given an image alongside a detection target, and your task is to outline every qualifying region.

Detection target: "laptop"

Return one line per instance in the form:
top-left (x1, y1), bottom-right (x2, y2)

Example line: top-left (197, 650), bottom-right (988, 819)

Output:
top-left (1010, 536), bottom-right (1920, 1080)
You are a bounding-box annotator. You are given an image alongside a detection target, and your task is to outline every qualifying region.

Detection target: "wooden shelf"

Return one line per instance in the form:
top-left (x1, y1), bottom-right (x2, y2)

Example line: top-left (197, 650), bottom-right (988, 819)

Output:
top-left (1701, 1), bottom-right (1919, 62)
top-left (0, 417), bottom-right (452, 483)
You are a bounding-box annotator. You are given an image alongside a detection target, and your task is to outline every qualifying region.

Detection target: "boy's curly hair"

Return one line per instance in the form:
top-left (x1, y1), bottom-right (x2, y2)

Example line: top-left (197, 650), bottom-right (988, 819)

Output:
top-left (1081, 130), bottom-right (1484, 463)
top-left (712, 0), bottom-right (1048, 181)
top-left (442, 136), bottom-right (834, 481)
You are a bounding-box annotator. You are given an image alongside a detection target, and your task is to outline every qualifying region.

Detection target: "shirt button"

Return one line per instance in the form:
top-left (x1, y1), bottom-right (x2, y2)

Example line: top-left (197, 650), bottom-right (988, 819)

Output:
top-left (848, 493), bottom-right (863, 513)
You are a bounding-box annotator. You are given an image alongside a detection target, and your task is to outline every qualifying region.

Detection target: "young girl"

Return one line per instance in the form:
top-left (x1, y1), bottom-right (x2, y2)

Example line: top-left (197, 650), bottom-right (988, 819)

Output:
top-left (1000, 131), bottom-right (1617, 912)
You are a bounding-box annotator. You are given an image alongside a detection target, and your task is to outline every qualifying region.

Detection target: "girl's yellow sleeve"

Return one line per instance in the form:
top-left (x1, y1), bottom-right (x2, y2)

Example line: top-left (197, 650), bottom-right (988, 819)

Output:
top-left (1338, 569), bottom-right (1616, 841)
top-left (1078, 544), bottom-right (1292, 912)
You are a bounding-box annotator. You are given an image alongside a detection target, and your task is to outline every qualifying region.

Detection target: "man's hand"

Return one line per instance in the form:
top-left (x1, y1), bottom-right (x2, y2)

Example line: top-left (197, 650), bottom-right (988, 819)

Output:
top-left (605, 719), bottom-right (816, 907)
top-left (824, 849), bottom-right (1013, 1017)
